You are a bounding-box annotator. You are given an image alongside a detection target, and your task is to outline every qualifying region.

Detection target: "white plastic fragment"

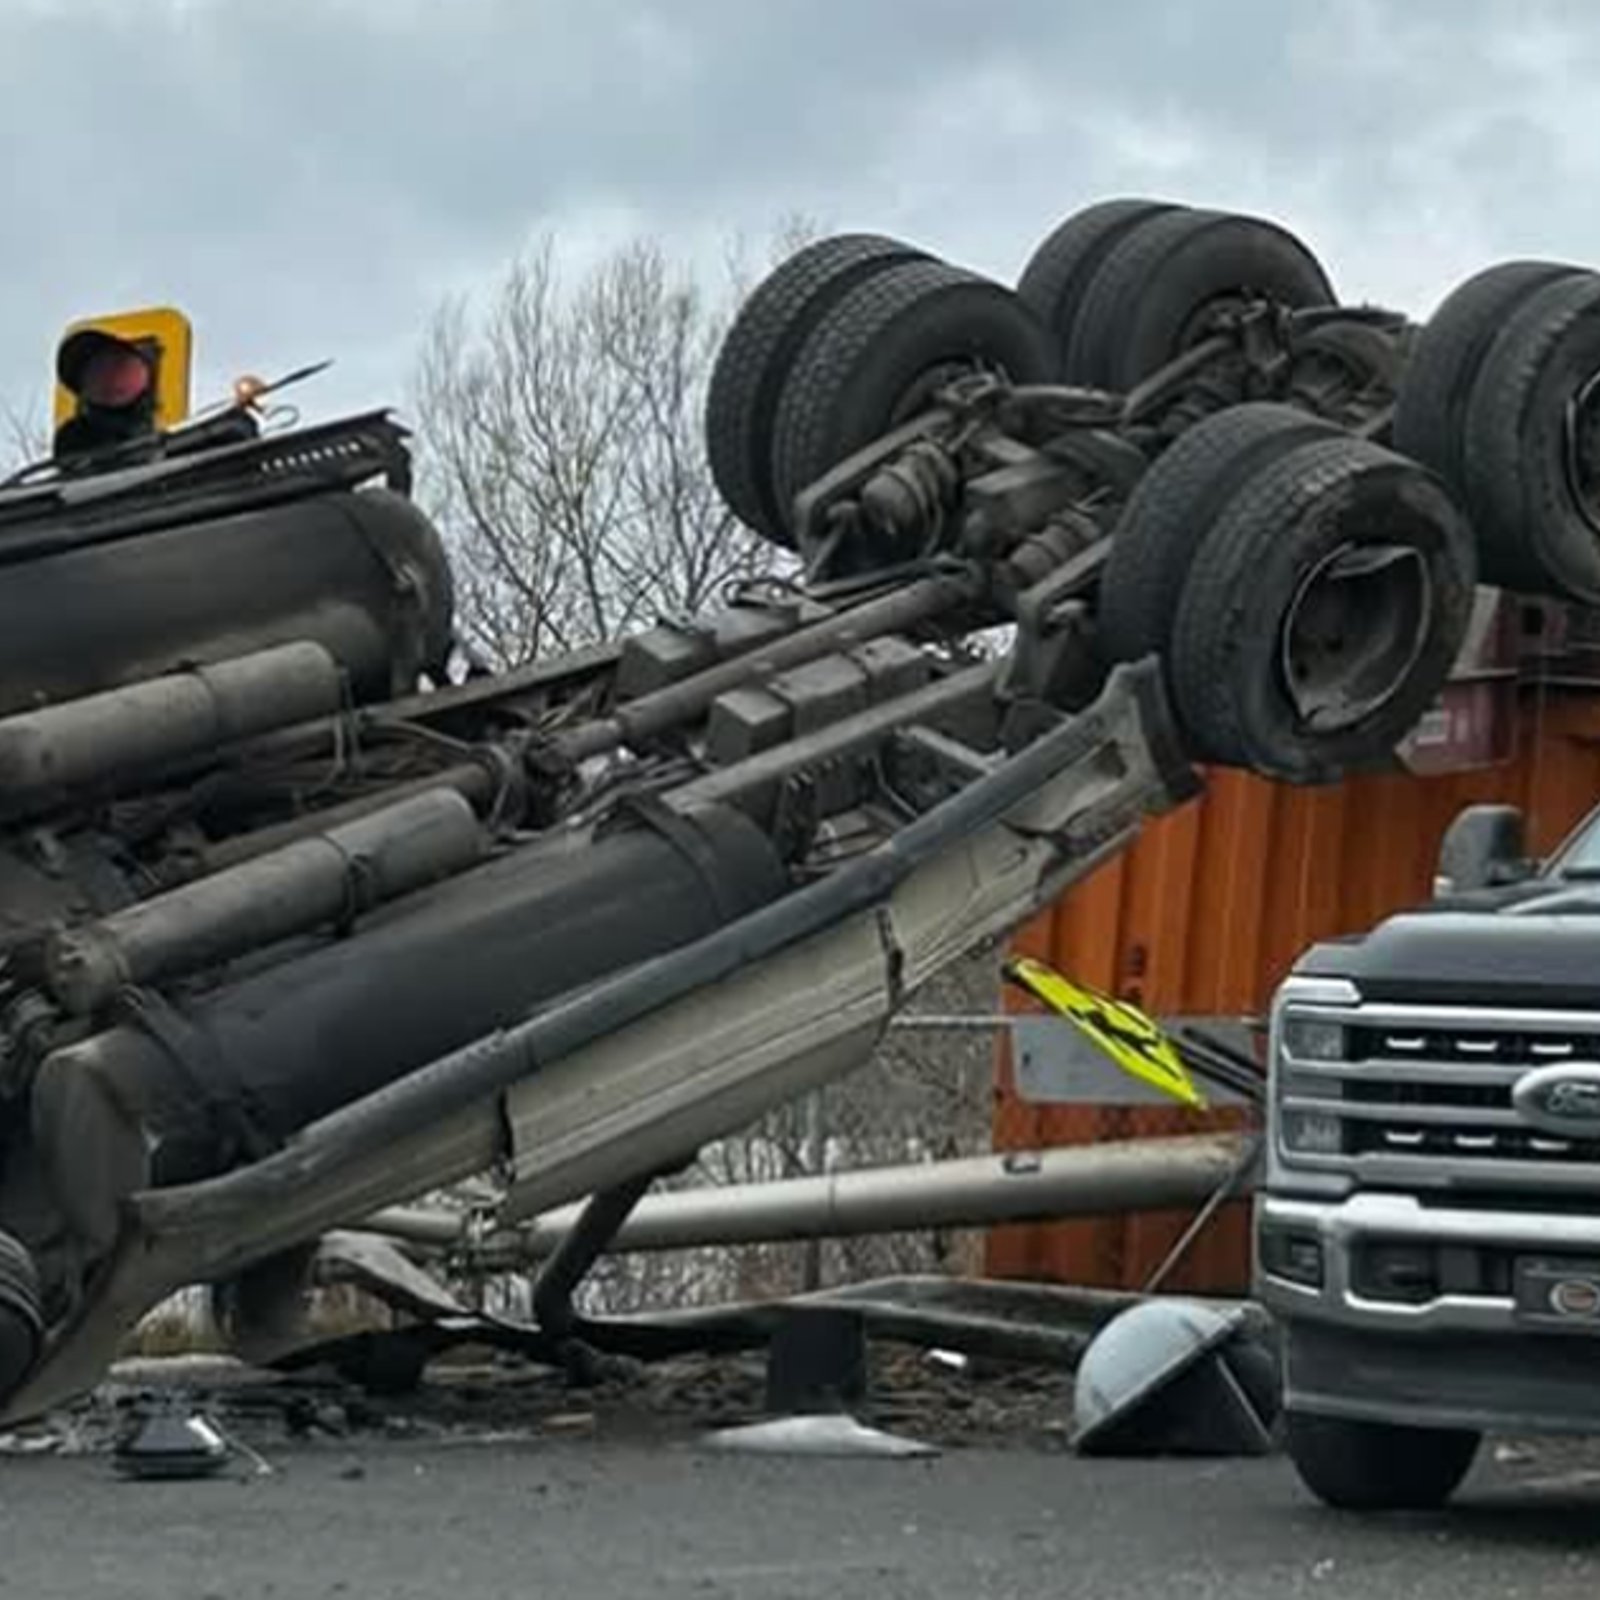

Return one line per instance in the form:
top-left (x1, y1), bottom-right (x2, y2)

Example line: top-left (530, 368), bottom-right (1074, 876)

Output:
top-left (700, 1413), bottom-right (939, 1458)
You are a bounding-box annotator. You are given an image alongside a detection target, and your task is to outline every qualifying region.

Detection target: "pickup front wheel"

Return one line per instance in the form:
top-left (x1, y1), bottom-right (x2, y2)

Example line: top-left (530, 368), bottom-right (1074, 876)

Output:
top-left (1285, 1411), bottom-right (1481, 1511)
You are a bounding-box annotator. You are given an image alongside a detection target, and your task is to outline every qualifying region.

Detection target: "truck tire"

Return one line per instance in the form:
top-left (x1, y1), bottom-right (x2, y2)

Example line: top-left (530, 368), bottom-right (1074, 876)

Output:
top-left (1067, 207), bottom-right (1337, 391)
top-left (1392, 259), bottom-right (1589, 500)
top-left (0, 1230), bottom-right (42, 1404)
top-left (769, 259), bottom-right (1056, 536)
top-left (1461, 270), bottom-right (1600, 601)
top-left (1168, 433), bottom-right (1475, 782)
top-left (1098, 403), bottom-right (1346, 680)
top-left (705, 233), bottom-right (931, 546)
top-left (1016, 199), bottom-right (1184, 377)
top-left (1285, 1411), bottom-right (1480, 1511)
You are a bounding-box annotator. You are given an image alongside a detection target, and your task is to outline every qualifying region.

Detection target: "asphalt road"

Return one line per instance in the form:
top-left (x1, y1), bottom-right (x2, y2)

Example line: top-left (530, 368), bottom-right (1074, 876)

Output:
top-left (5, 1430), bottom-right (1600, 1600)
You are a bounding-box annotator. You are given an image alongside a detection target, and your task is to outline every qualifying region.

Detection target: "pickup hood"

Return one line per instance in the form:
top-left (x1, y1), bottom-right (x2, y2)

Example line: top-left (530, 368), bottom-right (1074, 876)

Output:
top-left (1295, 884), bottom-right (1600, 1009)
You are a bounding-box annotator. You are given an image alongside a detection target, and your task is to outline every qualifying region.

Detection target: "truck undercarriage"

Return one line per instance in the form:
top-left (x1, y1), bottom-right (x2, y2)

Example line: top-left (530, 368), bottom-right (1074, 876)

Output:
top-left (1, 196), bottom-right (1596, 1442)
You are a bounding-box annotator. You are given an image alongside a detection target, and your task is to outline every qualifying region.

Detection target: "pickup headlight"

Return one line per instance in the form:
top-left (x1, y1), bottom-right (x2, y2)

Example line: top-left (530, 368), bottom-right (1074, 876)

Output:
top-left (1270, 982), bottom-right (1359, 1170)
top-left (1281, 1015), bottom-right (1346, 1062)
top-left (1280, 1109), bottom-right (1345, 1156)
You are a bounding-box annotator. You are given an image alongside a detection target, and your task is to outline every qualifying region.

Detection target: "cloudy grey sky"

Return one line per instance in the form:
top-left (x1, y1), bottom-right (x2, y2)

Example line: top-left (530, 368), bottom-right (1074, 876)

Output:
top-left (3, 0), bottom-right (1598, 428)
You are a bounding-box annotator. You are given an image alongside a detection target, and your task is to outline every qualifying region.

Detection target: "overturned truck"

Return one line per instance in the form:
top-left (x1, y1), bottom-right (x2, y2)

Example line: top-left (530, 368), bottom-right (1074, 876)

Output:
top-left (0, 197), bottom-right (1589, 1420)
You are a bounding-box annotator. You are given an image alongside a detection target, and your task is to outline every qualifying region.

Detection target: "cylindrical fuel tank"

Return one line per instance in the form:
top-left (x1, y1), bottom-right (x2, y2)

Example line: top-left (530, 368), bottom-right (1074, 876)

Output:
top-left (44, 787), bottom-right (487, 1016)
top-left (0, 488), bottom-right (453, 714)
top-left (30, 801), bottom-right (789, 1251)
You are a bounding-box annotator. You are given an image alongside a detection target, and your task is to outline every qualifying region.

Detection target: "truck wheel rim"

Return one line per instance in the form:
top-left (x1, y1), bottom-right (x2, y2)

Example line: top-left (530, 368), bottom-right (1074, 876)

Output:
top-left (1278, 542), bottom-right (1432, 732)
top-left (1563, 367), bottom-right (1600, 537)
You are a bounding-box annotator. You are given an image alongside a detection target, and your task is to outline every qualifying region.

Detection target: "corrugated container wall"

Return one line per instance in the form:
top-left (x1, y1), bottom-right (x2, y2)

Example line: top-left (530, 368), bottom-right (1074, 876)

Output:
top-left (986, 671), bottom-right (1600, 1296)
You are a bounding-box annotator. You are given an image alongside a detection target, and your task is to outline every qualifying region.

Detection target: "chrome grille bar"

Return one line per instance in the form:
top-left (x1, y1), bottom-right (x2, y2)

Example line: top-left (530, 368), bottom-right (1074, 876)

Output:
top-left (1276, 997), bottom-right (1600, 1181)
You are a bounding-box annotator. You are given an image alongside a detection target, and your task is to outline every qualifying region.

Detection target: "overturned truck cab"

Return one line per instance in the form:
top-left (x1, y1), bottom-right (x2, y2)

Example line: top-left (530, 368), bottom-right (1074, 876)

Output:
top-left (3, 200), bottom-right (1587, 1423)
top-left (0, 386), bottom-right (1213, 1421)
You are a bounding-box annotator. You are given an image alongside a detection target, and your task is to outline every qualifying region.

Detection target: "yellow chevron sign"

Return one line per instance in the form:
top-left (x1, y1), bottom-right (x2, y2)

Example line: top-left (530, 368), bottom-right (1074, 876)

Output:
top-left (1004, 957), bottom-right (1207, 1110)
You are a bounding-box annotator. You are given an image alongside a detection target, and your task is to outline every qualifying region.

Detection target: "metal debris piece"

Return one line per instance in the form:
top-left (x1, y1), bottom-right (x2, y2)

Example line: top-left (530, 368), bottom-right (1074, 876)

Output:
top-left (112, 1394), bottom-right (232, 1481)
top-left (701, 1414), bottom-right (938, 1459)
top-left (1072, 1298), bottom-right (1280, 1458)
top-left (542, 1412), bottom-right (596, 1433)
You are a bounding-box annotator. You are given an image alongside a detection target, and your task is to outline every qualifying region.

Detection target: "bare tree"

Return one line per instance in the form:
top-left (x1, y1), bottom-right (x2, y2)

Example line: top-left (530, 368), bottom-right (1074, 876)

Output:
top-left (0, 394), bottom-right (47, 475)
top-left (406, 226), bottom-right (1011, 1318)
top-left (411, 235), bottom-right (790, 670)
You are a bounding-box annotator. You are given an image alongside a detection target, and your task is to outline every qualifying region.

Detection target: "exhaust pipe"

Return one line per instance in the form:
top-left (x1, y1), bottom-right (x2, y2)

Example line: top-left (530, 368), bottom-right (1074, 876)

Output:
top-left (0, 641), bottom-right (344, 816)
top-left (44, 787), bottom-right (486, 1016)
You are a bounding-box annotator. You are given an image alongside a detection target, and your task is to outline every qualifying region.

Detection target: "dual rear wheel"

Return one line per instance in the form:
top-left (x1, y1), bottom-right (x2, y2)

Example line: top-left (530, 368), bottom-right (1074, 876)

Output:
top-left (707, 196), bottom-right (1342, 552)
top-left (1393, 259), bottom-right (1600, 603)
top-left (1016, 198), bottom-right (1337, 388)
top-left (1096, 253), bottom-right (1600, 782)
top-left (706, 205), bottom-right (1600, 785)
top-left (1097, 402), bottom-right (1476, 783)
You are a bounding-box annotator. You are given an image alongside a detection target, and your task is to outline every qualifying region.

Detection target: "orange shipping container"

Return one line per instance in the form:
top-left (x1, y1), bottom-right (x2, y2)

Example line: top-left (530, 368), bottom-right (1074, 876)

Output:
top-left (987, 643), bottom-right (1600, 1297)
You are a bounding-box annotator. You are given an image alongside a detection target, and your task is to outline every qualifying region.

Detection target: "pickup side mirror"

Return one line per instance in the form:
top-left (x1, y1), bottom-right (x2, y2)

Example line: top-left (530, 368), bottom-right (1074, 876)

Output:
top-left (1434, 804), bottom-right (1533, 897)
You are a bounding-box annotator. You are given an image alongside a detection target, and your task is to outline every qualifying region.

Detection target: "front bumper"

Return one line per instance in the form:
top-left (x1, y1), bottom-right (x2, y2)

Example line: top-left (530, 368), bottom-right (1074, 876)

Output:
top-left (1259, 1191), bottom-right (1600, 1435)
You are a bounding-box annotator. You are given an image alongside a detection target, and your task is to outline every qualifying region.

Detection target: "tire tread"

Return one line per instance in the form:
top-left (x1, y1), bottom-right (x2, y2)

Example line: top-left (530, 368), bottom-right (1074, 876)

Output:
top-left (770, 259), bottom-right (1050, 521)
top-left (1286, 1412), bottom-right (1480, 1512)
top-left (1016, 200), bottom-right (1180, 374)
top-left (1069, 209), bottom-right (1335, 389)
top-left (705, 234), bottom-right (928, 540)
top-left (1463, 270), bottom-right (1600, 598)
top-left (1393, 259), bottom-right (1587, 495)
top-left (1098, 402), bottom-right (1344, 671)
top-left (1169, 434), bottom-right (1473, 779)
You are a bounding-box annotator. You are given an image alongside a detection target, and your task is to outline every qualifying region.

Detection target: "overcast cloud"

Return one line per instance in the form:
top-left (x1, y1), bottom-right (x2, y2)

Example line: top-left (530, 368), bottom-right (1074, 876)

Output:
top-left (3, 0), bottom-right (1599, 427)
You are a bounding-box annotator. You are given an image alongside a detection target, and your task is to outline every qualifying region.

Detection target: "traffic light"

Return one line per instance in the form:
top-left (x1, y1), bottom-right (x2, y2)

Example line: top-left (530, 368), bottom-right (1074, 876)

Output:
top-left (51, 307), bottom-right (193, 463)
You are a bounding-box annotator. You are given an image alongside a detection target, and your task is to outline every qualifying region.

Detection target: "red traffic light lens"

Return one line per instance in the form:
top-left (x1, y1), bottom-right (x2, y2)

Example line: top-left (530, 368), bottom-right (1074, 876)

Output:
top-left (57, 329), bottom-right (154, 411)
top-left (78, 345), bottom-right (151, 409)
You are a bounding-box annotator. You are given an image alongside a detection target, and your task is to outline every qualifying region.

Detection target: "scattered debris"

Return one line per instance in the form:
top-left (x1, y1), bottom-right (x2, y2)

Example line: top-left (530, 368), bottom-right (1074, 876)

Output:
top-left (1072, 1299), bottom-right (1280, 1458)
top-left (112, 1395), bottom-right (232, 1481)
top-left (701, 1414), bottom-right (938, 1459)
top-left (542, 1412), bottom-right (596, 1433)
top-left (0, 1336), bottom-right (1076, 1463)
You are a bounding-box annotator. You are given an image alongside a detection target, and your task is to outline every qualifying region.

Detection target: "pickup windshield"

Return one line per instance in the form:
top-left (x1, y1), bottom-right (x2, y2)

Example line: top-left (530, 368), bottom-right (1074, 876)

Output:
top-left (1548, 806), bottom-right (1600, 877)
